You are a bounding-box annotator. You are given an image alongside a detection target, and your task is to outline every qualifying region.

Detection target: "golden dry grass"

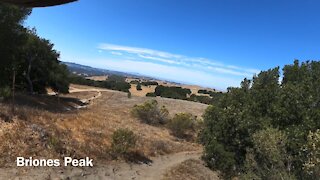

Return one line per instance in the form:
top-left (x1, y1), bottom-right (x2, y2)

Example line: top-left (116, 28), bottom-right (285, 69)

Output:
top-left (0, 85), bottom-right (208, 167)
top-left (86, 76), bottom-right (108, 81)
top-left (129, 84), bottom-right (156, 97)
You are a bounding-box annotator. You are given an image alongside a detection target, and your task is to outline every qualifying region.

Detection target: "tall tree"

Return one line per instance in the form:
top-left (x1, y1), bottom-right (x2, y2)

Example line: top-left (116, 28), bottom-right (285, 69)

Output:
top-left (21, 30), bottom-right (69, 94)
top-left (0, 3), bottom-right (69, 96)
top-left (0, 3), bottom-right (31, 87)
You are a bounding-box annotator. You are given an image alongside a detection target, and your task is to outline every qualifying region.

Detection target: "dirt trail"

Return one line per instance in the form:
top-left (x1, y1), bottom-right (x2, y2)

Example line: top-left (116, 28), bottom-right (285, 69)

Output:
top-left (68, 87), bottom-right (103, 106)
top-left (104, 150), bottom-right (202, 180)
top-left (49, 86), bottom-right (112, 109)
top-left (0, 151), bottom-right (203, 180)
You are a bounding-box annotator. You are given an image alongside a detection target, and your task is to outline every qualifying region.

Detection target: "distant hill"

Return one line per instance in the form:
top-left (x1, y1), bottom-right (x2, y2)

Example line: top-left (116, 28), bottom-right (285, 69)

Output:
top-left (63, 61), bottom-right (220, 92)
top-left (63, 62), bottom-right (139, 77)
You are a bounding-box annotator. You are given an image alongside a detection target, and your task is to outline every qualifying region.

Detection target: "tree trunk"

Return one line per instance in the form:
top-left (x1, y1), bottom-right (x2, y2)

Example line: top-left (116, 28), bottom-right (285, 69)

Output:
top-left (11, 69), bottom-right (16, 118)
top-left (57, 90), bottom-right (60, 105)
top-left (26, 56), bottom-right (34, 94)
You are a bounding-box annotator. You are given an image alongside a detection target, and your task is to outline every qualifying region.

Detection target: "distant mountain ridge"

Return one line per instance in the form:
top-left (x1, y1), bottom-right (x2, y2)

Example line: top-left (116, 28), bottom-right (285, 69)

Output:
top-left (63, 62), bottom-right (141, 77)
top-left (63, 61), bottom-right (220, 91)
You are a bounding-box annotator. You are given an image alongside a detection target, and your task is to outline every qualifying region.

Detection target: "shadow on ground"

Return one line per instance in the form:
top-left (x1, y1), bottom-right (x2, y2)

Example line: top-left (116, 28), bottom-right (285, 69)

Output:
top-left (124, 151), bottom-right (153, 165)
top-left (1, 93), bottom-right (87, 113)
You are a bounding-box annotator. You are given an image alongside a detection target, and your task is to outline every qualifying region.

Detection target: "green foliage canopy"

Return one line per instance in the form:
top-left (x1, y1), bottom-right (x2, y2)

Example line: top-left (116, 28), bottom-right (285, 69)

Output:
top-left (201, 60), bottom-right (320, 179)
top-left (0, 3), bottom-right (69, 95)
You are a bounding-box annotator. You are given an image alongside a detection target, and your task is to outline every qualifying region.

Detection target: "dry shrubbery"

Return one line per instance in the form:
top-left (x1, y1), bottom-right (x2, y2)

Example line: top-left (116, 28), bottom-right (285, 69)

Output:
top-left (131, 100), bottom-right (169, 125)
top-left (150, 140), bottom-right (172, 156)
top-left (167, 113), bottom-right (197, 139)
top-left (0, 102), bottom-right (87, 166)
top-left (110, 129), bottom-right (154, 164)
top-left (111, 128), bottom-right (137, 156)
top-left (132, 100), bottom-right (201, 140)
top-left (0, 120), bottom-right (58, 166)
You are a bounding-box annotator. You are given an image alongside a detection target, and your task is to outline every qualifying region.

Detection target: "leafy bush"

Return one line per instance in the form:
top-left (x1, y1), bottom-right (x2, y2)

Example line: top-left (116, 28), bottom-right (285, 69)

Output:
top-left (161, 90), bottom-right (187, 100)
top-left (188, 94), bottom-right (214, 104)
top-left (141, 81), bottom-right (159, 86)
top-left (240, 128), bottom-right (292, 179)
top-left (303, 129), bottom-right (320, 178)
top-left (167, 113), bottom-right (196, 138)
top-left (70, 74), bottom-right (131, 92)
top-left (0, 86), bottom-right (11, 99)
top-left (198, 89), bottom-right (216, 95)
top-left (136, 83), bottom-right (142, 91)
top-left (155, 85), bottom-right (191, 100)
top-left (108, 75), bottom-right (126, 82)
top-left (150, 85), bottom-right (220, 104)
top-left (203, 140), bottom-right (236, 177)
top-left (112, 81), bottom-right (131, 92)
top-left (111, 128), bottom-right (137, 155)
top-left (130, 80), bottom-right (140, 84)
top-left (49, 64), bottom-right (70, 94)
top-left (146, 92), bottom-right (156, 97)
top-left (131, 100), bottom-right (169, 125)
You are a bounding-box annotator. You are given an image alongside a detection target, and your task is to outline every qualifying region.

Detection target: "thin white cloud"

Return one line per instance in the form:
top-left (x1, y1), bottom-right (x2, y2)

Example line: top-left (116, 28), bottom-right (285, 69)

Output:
top-left (98, 43), bottom-right (260, 77)
top-left (95, 43), bottom-right (262, 89)
top-left (110, 51), bottom-right (123, 56)
top-left (99, 43), bottom-right (182, 59)
top-left (138, 54), bottom-right (181, 65)
top-left (226, 65), bottom-right (260, 74)
top-left (94, 58), bottom-right (240, 89)
top-left (207, 66), bottom-right (253, 77)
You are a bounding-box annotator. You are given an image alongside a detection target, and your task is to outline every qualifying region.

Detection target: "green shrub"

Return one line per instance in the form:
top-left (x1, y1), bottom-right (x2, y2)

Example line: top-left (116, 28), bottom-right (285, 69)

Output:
top-left (0, 86), bottom-right (11, 99)
top-left (161, 90), bottom-right (186, 99)
top-left (240, 128), bottom-right (292, 179)
top-left (198, 89), bottom-right (215, 96)
top-left (136, 83), bottom-right (142, 91)
top-left (155, 85), bottom-right (191, 100)
top-left (108, 75), bottom-right (126, 82)
top-left (70, 74), bottom-right (131, 92)
top-left (111, 128), bottom-right (137, 155)
top-left (131, 100), bottom-right (169, 125)
top-left (141, 81), bottom-right (159, 86)
top-left (252, 128), bottom-right (288, 167)
top-left (303, 129), bottom-right (320, 178)
top-left (146, 92), bottom-right (157, 97)
top-left (130, 80), bottom-right (140, 84)
top-left (203, 140), bottom-right (236, 178)
top-left (167, 113), bottom-right (196, 138)
top-left (188, 94), bottom-right (214, 104)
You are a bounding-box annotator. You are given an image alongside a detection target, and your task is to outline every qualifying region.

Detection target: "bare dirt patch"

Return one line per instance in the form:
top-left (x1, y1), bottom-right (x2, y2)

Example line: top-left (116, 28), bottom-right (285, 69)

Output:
top-left (163, 159), bottom-right (220, 180)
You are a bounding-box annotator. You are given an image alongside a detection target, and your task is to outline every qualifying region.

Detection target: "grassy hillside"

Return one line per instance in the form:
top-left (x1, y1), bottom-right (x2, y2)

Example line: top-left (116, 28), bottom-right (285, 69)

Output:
top-left (0, 85), bottom-right (207, 167)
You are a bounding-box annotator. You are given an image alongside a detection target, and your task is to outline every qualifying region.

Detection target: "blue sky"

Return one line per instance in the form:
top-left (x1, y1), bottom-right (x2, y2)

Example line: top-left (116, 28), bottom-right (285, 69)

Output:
top-left (26, 0), bottom-right (320, 90)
